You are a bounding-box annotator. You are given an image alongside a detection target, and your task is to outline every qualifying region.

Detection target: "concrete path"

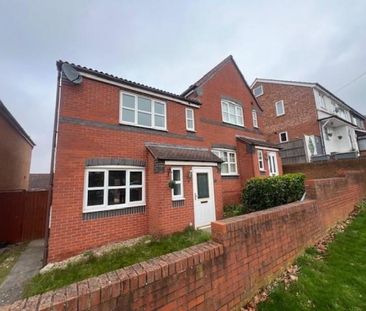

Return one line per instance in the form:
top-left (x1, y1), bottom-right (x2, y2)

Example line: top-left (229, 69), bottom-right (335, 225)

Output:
top-left (0, 240), bottom-right (44, 306)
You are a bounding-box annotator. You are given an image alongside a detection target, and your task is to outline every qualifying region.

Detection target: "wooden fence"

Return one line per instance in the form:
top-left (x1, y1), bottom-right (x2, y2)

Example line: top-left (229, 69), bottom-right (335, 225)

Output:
top-left (0, 190), bottom-right (48, 243)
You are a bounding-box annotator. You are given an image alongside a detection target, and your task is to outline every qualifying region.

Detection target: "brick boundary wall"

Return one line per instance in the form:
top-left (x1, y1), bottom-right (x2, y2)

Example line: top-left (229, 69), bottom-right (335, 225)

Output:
top-left (2, 171), bottom-right (366, 311)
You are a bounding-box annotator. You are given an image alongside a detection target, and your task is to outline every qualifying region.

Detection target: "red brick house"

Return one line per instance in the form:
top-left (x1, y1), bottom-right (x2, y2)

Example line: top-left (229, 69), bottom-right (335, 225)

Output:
top-left (0, 100), bottom-right (34, 191)
top-left (46, 56), bottom-right (282, 262)
top-left (251, 79), bottom-right (366, 164)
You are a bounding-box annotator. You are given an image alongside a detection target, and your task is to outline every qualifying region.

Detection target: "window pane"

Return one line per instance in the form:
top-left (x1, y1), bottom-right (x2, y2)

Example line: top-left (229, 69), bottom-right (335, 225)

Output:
top-left (222, 103), bottom-right (228, 113)
top-left (122, 108), bottom-right (135, 123)
top-left (154, 115), bottom-right (165, 128)
top-left (108, 189), bottom-right (126, 205)
top-left (230, 164), bottom-right (236, 172)
top-left (130, 188), bottom-right (142, 202)
top-left (173, 183), bottom-right (182, 196)
top-left (187, 119), bottom-right (194, 129)
top-left (221, 163), bottom-right (229, 174)
top-left (186, 109), bottom-right (193, 119)
top-left (154, 102), bottom-right (165, 114)
top-left (277, 102), bottom-right (284, 115)
top-left (88, 172), bottom-right (104, 187)
top-left (173, 169), bottom-right (181, 181)
top-left (87, 190), bottom-right (104, 206)
top-left (130, 172), bottom-right (142, 185)
top-left (229, 153), bottom-right (235, 162)
top-left (138, 112), bottom-right (152, 126)
top-left (108, 171), bottom-right (126, 186)
top-left (223, 112), bottom-right (229, 122)
top-left (197, 173), bottom-right (209, 199)
top-left (229, 114), bottom-right (236, 124)
top-left (222, 152), bottom-right (228, 162)
top-left (229, 104), bottom-right (235, 114)
top-left (123, 94), bottom-right (135, 109)
top-left (138, 97), bottom-right (152, 112)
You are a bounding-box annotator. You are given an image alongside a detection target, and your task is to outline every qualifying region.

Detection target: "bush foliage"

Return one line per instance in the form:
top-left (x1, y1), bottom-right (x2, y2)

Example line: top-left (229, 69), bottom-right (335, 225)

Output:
top-left (223, 204), bottom-right (246, 218)
top-left (242, 173), bottom-right (305, 212)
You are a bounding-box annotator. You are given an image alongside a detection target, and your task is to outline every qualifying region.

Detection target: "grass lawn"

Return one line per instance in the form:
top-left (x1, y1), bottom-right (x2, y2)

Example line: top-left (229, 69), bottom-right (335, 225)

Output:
top-left (0, 243), bottom-right (27, 286)
top-left (24, 228), bottom-right (210, 297)
top-left (259, 202), bottom-right (366, 311)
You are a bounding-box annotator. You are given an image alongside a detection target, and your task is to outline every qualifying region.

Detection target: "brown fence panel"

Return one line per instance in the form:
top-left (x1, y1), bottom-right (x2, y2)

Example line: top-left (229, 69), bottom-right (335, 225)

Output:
top-left (0, 190), bottom-right (48, 243)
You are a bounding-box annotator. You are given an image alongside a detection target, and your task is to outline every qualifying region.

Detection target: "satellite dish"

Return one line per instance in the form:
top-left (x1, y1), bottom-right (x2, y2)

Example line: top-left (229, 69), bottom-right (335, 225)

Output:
top-left (61, 63), bottom-right (83, 84)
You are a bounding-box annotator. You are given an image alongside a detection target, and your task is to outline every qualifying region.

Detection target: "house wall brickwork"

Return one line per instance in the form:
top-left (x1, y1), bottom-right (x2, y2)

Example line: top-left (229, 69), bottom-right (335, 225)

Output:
top-left (252, 82), bottom-right (320, 144)
top-left (8, 171), bottom-right (365, 311)
top-left (0, 113), bottom-right (33, 191)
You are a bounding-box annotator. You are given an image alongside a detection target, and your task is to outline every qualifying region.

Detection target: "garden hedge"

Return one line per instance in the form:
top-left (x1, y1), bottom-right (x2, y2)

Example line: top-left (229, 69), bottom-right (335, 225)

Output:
top-left (242, 173), bottom-right (305, 212)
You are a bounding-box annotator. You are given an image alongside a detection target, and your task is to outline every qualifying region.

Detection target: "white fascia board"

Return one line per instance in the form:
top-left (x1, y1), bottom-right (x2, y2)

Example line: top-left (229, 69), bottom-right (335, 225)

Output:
top-left (165, 161), bottom-right (218, 166)
top-left (254, 146), bottom-right (280, 151)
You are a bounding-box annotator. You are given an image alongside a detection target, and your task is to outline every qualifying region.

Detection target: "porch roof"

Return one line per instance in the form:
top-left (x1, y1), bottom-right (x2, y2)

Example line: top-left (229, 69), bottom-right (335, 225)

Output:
top-left (318, 115), bottom-right (358, 129)
top-left (145, 143), bottom-right (223, 163)
top-left (236, 136), bottom-right (281, 150)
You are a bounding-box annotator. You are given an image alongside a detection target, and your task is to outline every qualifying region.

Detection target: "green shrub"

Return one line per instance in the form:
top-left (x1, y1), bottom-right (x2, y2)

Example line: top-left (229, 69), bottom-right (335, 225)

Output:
top-left (241, 173), bottom-right (305, 212)
top-left (223, 204), bottom-right (246, 218)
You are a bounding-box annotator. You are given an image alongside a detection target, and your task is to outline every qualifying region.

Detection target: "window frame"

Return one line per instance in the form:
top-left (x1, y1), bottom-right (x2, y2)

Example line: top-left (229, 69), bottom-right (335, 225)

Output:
top-left (171, 167), bottom-right (184, 201)
top-left (221, 100), bottom-right (244, 127)
top-left (185, 108), bottom-right (195, 132)
top-left (83, 166), bottom-right (145, 213)
top-left (212, 148), bottom-right (238, 176)
top-left (279, 131), bottom-right (289, 143)
top-left (253, 85), bottom-right (264, 97)
top-left (252, 109), bottom-right (258, 128)
top-left (275, 100), bottom-right (285, 117)
top-left (120, 91), bottom-right (167, 131)
top-left (257, 150), bottom-right (265, 171)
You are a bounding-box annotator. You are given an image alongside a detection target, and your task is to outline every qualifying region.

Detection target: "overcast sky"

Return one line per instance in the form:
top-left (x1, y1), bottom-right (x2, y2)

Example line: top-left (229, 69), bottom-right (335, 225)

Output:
top-left (1, 0), bottom-right (365, 173)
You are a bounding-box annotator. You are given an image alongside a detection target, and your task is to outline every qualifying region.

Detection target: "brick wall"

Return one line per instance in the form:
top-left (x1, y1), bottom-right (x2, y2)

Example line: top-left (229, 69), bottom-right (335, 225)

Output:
top-left (253, 82), bottom-right (320, 144)
top-left (0, 113), bottom-right (33, 191)
top-left (8, 171), bottom-right (365, 311)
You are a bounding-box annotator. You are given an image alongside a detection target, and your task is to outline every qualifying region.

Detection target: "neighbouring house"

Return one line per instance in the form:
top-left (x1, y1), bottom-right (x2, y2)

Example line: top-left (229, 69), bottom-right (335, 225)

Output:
top-left (251, 79), bottom-right (366, 164)
top-left (0, 100), bottom-right (35, 191)
top-left (29, 173), bottom-right (50, 190)
top-left (46, 56), bottom-right (282, 262)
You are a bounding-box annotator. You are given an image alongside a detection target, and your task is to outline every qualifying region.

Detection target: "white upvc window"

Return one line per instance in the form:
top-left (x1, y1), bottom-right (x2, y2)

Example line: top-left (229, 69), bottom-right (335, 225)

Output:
top-left (212, 149), bottom-right (238, 176)
top-left (275, 100), bottom-right (285, 116)
top-left (171, 167), bottom-right (184, 200)
top-left (253, 85), bottom-right (264, 97)
top-left (185, 108), bottom-right (195, 131)
top-left (258, 150), bottom-right (265, 171)
top-left (83, 166), bottom-right (145, 213)
top-left (279, 131), bottom-right (289, 143)
top-left (221, 100), bottom-right (244, 127)
top-left (120, 92), bottom-right (167, 130)
top-left (252, 109), bottom-right (258, 128)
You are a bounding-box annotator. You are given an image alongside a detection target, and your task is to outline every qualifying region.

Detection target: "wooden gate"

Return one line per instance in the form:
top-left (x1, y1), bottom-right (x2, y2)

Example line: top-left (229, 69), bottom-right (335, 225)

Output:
top-left (0, 190), bottom-right (48, 243)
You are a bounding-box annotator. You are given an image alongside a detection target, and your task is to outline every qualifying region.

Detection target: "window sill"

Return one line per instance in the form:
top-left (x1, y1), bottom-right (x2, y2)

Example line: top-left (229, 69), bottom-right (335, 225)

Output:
top-left (172, 197), bottom-right (185, 201)
top-left (119, 122), bottom-right (168, 132)
top-left (186, 129), bottom-right (196, 133)
top-left (222, 121), bottom-right (245, 129)
top-left (276, 114), bottom-right (285, 118)
top-left (221, 175), bottom-right (240, 179)
top-left (83, 202), bottom-right (146, 214)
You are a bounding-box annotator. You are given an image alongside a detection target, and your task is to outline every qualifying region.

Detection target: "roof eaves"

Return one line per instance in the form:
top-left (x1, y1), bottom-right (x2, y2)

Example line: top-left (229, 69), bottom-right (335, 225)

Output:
top-left (57, 60), bottom-right (201, 106)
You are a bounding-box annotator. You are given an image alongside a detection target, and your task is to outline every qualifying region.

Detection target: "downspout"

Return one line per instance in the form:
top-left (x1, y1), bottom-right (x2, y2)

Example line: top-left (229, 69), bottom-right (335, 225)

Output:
top-left (43, 68), bottom-right (62, 265)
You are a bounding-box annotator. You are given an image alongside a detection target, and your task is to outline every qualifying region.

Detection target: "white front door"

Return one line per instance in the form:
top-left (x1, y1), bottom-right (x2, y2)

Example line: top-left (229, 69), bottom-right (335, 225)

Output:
top-left (192, 167), bottom-right (216, 228)
top-left (268, 152), bottom-right (279, 176)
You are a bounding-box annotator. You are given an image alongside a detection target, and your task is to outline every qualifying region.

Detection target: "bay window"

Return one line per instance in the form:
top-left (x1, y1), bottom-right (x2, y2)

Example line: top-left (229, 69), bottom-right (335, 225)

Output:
top-left (84, 167), bottom-right (145, 213)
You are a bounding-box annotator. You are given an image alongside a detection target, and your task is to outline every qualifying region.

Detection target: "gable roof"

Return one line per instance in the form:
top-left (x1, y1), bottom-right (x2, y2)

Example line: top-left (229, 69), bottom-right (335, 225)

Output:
top-left (57, 60), bottom-right (201, 106)
top-left (146, 143), bottom-right (223, 163)
top-left (0, 100), bottom-right (35, 147)
top-left (252, 78), bottom-right (365, 119)
top-left (181, 56), bottom-right (263, 111)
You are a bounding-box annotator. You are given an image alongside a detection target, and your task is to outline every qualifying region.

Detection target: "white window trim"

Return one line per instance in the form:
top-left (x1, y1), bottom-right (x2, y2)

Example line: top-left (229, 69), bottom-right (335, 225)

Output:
top-left (212, 148), bottom-right (238, 176)
top-left (275, 100), bottom-right (285, 117)
top-left (83, 166), bottom-right (145, 213)
top-left (120, 91), bottom-right (167, 131)
top-left (185, 108), bottom-right (195, 132)
top-left (171, 167), bottom-right (184, 201)
top-left (221, 100), bottom-right (244, 127)
top-left (253, 85), bottom-right (264, 97)
top-left (257, 150), bottom-right (265, 171)
top-left (252, 109), bottom-right (258, 128)
top-left (279, 131), bottom-right (289, 143)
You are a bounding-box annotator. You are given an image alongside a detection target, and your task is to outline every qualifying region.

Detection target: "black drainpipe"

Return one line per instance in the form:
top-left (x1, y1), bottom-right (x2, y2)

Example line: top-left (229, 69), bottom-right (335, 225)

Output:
top-left (43, 68), bottom-right (62, 265)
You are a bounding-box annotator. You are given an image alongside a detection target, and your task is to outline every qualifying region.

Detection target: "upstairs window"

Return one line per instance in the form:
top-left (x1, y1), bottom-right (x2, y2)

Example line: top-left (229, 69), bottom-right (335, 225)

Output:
top-left (171, 168), bottom-right (184, 200)
top-left (252, 109), bottom-right (258, 128)
top-left (257, 150), bottom-right (265, 171)
top-left (221, 100), bottom-right (244, 127)
top-left (279, 131), bottom-right (289, 143)
top-left (275, 100), bottom-right (285, 116)
top-left (120, 92), bottom-right (167, 130)
top-left (185, 108), bottom-right (195, 131)
top-left (212, 149), bottom-right (238, 176)
top-left (253, 85), bottom-right (264, 97)
top-left (84, 167), bottom-right (145, 213)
